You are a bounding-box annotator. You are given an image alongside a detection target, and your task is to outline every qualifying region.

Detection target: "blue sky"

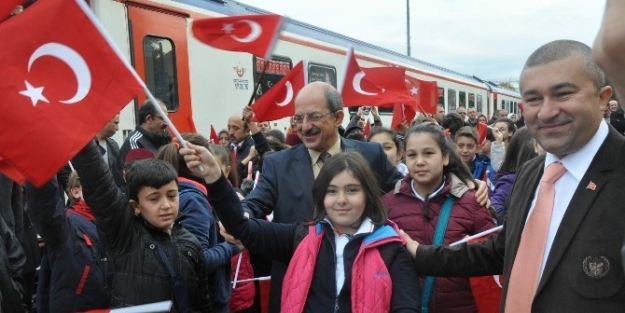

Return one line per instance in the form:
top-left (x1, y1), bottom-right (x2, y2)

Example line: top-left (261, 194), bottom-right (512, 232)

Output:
top-left (238, 0), bottom-right (605, 84)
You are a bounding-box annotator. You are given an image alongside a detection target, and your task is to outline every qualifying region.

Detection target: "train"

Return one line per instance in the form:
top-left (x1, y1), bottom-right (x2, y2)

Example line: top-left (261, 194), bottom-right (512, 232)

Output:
top-left (88, 0), bottom-right (522, 143)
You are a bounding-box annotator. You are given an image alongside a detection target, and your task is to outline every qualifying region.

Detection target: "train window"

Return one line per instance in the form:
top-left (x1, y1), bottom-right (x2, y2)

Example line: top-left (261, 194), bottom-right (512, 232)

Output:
top-left (459, 91), bottom-right (466, 108)
top-left (143, 36), bottom-right (178, 111)
top-left (308, 62), bottom-right (337, 88)
top-left (476, 95), bottom-right (483, 114)
top-left (438, 87), bottom-right (445, 106)
top-left (448, 89), bottom-right (457, 112)
top-left (501, 99), bottom-right (505, 109)
top-left (253, 55), bottom-right (293, 99)
top-left (468, 93), bottom-right (475, 108)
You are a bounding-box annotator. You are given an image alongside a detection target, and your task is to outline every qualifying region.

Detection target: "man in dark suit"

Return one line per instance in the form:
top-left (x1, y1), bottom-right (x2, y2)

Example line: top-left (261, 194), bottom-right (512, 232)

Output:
top-left (402, 40), bottom-right (625, 312)
top-left (241, 81), bottom-right (402, 312)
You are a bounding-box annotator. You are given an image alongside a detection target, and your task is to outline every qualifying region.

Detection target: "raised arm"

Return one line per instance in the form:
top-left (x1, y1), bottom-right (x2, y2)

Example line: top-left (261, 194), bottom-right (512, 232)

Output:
top-left (24, 177), bottom-right (67, 250)
top-left (593, 0), bottom-right (625, 99)
top-left (240, 154), bottom-right (279, 219)
top-left (72, 140), bottom-right (134, 253)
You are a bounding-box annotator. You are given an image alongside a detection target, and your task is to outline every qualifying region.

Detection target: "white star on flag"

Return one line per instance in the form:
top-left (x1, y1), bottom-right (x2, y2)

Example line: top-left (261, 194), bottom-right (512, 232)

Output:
top-left (410, 86), bottom-right (418, 96)
top-left (221, 23), bottom-right (235, 33)
top-left (19, 81), bottom-right (49, 106)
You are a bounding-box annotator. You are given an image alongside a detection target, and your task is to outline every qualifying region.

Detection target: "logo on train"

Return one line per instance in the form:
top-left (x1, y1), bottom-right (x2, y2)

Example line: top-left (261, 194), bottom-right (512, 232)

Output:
top-left (233, 64), bottom-right (249, 90)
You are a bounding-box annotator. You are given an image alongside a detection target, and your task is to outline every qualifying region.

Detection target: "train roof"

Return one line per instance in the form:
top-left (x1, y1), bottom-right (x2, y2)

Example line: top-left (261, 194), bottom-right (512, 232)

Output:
top-left (175, 0), bottom-right (520, 96)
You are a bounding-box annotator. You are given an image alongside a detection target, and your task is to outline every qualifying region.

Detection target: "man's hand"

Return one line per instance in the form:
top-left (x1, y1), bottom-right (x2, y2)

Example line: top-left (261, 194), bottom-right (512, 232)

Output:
top-left (399, 229), bottom-right (419, 259)
top-left (371, 106), bottom-right (380, 119)
top-left (219, 222), bottom-right (246, 251)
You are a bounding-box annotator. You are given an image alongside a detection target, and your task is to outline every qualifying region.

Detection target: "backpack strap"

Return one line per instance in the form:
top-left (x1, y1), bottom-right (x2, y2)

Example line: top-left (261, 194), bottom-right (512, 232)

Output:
top-left (152, 241), bottom-right (192, 313)
top-left (421, 196), bottom-right (455, 313)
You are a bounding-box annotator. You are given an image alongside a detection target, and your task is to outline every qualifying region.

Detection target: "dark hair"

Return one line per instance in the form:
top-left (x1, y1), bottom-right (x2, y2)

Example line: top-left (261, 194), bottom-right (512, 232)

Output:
top-left (522, 40), bottom-right (605, 91)
top-left (498, 128), bottom-right (538, 174)
top-left (137, 98), bottom-right (167, 124)
top-left (266, 137), bottom-right (289, 152)
top-left (126, 159), bottom-right (178, 202)
top-left (404, 124), bottom-right (475, 220)
top-left (454, 126), bottom-right (479, 145)
top-left (442, 113), bottom-right (465, 138)
top-left (208, 144), bottom-right (239, 187)
top-left (311, 151), bottom-right (387, 225)
top-left (368, 126), bottom-right (403, 152)
top-left (265, 129), bottom-right (286, 144)
top-left (494, 118), bottom-right (517, 137)
top-left (218, 129), bottom-right (229, 137)
top-left (346, 132), bottom-right (366, 142)
top-left (156, 133), bottom-right (208, 179)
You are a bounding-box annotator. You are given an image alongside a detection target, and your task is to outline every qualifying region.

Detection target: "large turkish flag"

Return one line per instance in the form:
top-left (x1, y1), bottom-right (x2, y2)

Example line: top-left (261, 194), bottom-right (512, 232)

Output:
top-left (192, 14), bottom-right (284, 59)
top-left (340, 47), bottom-right (414, 107)
top-left (252, 60), bottom-right (306, 122)
top-left (405, 75), bottom-right (439, 115)
top-left (0, 0), bottom-right (144, 187)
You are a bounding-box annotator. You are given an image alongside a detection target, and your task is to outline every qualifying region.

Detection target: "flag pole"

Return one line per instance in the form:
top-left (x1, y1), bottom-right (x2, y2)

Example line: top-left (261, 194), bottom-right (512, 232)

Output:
top-left (338, 46), bottom-right (353, 96)
top-left (247, 59), bottom-right (269, 107)
top-left (75, 0), bottom-right (203, 171)
top-left (450, 225), bottom-right (503, 246)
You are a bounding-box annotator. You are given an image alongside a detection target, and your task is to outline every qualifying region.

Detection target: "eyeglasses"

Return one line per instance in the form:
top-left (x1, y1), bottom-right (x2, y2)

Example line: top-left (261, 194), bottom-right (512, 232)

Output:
top-left (153, 115), bottom-right (165, 121)
top-left (292, 111), bottom-right (334, 124)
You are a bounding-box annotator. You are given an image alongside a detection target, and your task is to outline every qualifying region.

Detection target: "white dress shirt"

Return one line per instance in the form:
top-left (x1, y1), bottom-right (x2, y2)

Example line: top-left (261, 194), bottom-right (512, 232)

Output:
top-left (525, 121), bottom-right (609, 280)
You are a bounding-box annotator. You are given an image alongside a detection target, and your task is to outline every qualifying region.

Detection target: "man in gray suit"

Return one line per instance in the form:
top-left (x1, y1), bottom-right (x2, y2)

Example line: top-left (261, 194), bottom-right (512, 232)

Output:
top-left (403, 40), bottom-right (625, 312)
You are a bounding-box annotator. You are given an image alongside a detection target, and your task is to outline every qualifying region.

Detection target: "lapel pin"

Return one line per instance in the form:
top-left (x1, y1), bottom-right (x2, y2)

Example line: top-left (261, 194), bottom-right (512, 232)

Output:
top-left (586, 181), bottom-right (596, 191)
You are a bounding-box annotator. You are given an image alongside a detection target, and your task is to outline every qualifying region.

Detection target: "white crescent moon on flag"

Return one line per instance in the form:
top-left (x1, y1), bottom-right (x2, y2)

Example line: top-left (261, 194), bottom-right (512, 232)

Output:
top-left (28, 43), bottom-right (92, 104)
top-left (493, 275), bottom-right (502, 288)
top-left (275, 81), bottom-right (293, 107)
top-left (353, 71), bottom-right (377, 96)
top-left (231, 20), bottom-right (262, 43)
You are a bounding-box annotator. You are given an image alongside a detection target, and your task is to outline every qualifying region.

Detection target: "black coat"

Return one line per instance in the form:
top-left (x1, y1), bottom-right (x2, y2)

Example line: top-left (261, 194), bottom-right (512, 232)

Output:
top-left (0, 215), bottom-right (26, 313)
top-left (72, 141), bottom-right (212, 312)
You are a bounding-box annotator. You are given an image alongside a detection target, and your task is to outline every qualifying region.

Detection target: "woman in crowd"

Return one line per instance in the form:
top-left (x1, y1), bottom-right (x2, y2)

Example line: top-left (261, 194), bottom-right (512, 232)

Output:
top-left (368, 127), bottom-right (407, 176)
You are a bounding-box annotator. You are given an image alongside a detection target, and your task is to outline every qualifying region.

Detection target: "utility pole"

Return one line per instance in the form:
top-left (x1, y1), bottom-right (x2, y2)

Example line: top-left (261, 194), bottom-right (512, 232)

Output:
top-left (406, 0), bottom-right (411, 56)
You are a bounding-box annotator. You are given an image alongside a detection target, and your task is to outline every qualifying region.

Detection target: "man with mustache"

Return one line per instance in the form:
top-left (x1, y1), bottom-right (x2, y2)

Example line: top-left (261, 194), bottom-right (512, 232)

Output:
top-left (119, 99), bottom-right (171, 166)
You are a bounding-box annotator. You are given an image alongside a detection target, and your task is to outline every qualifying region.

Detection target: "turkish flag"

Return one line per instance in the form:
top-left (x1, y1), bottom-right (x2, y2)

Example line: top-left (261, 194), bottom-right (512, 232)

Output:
top-left (0, 0), bottom-right (144, 187)
top-left (477, 122), bottom-right (488, 146)
top-left (404, 75), bottom-right (439, 114)
top-left (391, 102), bottom-right (417, 131)
top-left (468, 233), bottom-right (503, 313)
top-left (363, 120), bottom-right (371, 138)
top-left (252, 60), bottom-right (306, 122)
top-left (0, 0), bottom-right (22, 23)
top-left (192, 14), bottom-right (284, 59)
top-left (362, 66), bottom-right (414, 107)
top-left (209, 124), bottom-right (220, 144)
top-left (340, 47), bottom-right (414, 108)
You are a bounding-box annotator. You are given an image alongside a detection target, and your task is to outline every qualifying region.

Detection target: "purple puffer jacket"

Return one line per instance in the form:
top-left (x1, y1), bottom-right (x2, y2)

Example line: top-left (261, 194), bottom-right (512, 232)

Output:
top-left (491, 173), bottom-right (516, 222)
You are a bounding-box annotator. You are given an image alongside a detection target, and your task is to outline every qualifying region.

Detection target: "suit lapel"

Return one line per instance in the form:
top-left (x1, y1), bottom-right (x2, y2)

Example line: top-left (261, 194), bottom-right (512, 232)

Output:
top-left (536, 130), bottom-right (624, 293)
top-left (291, 145), bottom-right (314, 208)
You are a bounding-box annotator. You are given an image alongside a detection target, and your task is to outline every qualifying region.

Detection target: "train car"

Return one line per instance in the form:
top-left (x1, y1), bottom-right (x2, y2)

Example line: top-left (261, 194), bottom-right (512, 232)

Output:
top-left (88, 0), bottom-right (521, 144)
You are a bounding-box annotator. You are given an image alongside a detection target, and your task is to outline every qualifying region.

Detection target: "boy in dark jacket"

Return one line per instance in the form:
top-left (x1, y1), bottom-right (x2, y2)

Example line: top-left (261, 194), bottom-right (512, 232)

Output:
top-left (25, 172), bottom-right (109, 313)
top-left (72, 140), bottom-right (212, 312)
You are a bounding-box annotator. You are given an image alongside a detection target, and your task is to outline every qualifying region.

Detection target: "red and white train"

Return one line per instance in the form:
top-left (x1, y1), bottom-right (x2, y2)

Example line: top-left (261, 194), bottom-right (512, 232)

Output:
top-left (88, 0), bottom-right (521, 143)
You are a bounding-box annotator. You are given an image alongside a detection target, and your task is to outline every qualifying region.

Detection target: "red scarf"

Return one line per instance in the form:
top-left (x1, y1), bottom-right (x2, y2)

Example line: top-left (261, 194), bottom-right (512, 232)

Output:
top-left (69, 200), bottom-right (96, 222)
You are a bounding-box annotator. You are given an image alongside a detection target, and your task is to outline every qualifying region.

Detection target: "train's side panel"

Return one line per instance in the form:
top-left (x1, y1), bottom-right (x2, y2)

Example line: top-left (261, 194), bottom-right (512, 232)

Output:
top-left (90, 0), bottom-right (134, 143)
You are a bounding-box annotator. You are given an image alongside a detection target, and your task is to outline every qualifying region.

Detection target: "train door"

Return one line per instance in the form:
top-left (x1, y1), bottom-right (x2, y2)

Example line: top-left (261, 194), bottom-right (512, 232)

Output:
top-left (126, 1), bottom-right (193, 132)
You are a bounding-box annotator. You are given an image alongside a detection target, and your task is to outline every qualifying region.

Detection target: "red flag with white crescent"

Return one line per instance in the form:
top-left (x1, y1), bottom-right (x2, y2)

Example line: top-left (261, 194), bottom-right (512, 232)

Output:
top-left (252, 60), bottom-right (306, 122)
top-left (192, 14), bottom-right (284, 59)
top-left (362, 66), bottom-right (414, 108)
top-left (340, 47), bottom-right (414, 107)
top-left (0, 0), bottom-right (144, 187)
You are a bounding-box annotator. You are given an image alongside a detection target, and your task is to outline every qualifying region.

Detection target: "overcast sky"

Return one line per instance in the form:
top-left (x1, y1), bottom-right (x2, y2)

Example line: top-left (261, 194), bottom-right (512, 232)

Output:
top-left (237, 0), bottom-right (605, 84)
